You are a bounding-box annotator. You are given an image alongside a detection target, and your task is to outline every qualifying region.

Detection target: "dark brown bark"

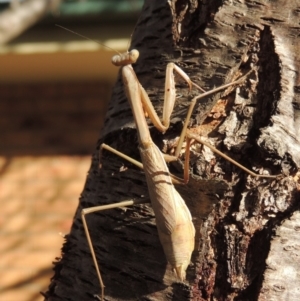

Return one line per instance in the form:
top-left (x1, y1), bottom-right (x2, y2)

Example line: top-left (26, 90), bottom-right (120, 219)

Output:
top-left (44, 1), bottom-right (300, 300)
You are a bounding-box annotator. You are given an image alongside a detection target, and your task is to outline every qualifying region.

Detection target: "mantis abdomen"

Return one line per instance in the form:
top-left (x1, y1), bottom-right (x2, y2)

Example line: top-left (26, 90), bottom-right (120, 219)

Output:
top-left (139, 143), bottom-right (195, 280)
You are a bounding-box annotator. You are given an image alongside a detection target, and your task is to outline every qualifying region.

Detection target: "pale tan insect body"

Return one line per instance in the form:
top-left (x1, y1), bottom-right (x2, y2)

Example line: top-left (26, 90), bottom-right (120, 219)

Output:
top-left (120, 58), bottom-right (195, 279)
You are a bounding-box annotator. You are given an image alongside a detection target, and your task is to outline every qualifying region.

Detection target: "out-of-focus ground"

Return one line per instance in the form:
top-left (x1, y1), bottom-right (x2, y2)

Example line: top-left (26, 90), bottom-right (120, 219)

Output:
top-left (0, 155), bottom-right (90, 301)
top-left (0, 81), bottom-right (111, 301)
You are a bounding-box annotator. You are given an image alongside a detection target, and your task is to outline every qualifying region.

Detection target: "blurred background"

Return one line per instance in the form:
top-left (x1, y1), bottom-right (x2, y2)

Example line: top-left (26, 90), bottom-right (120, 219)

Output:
top-left (0, 0), bottom-right (142, 300)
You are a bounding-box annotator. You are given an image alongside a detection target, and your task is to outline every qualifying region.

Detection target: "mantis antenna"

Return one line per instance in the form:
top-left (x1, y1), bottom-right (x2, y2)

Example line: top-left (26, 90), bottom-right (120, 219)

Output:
top-left (55, 24), bottom-right (122, 55)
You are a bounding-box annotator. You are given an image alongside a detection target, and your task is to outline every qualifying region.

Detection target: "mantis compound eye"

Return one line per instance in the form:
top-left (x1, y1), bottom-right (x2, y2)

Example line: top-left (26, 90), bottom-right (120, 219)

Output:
top-left (129, 49), bottom-right (139, 64)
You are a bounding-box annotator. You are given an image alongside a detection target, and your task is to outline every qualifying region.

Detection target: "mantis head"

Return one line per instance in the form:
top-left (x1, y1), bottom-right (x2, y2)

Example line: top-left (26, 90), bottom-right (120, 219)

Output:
top-left (112, 49), bottom-right (139, 67)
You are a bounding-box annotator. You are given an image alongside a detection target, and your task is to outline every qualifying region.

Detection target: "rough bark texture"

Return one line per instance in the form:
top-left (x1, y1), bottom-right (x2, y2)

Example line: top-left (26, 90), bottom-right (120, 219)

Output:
top-left (44, 1), bottom-right (300, 300)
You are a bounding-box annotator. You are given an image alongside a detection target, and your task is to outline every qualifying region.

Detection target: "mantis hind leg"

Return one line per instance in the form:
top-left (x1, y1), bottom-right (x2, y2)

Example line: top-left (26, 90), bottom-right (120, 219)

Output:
top-left (183, 132), bottom-right (278, 182)
top-left (81, 199), bottom-right (149, 300)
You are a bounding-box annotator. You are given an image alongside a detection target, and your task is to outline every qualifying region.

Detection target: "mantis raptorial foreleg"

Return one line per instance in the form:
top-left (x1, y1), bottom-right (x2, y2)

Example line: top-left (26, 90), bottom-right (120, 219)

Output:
top-left (83, 49), bottom-right (277, 300)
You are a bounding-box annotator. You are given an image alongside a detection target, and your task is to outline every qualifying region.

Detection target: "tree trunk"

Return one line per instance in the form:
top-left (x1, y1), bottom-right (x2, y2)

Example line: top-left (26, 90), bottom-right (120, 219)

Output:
top-left (44, 0), bottom-right (300, 300)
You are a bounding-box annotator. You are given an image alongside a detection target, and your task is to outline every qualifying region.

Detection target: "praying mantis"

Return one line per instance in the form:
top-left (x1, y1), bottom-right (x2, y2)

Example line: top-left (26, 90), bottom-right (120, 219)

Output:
top-left (80, 47), bottom-right (278, 300)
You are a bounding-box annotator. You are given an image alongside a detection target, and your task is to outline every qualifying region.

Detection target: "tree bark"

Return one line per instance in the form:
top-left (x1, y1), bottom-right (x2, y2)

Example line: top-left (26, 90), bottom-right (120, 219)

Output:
top-left (44, 0), bottom-right (300, 300)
